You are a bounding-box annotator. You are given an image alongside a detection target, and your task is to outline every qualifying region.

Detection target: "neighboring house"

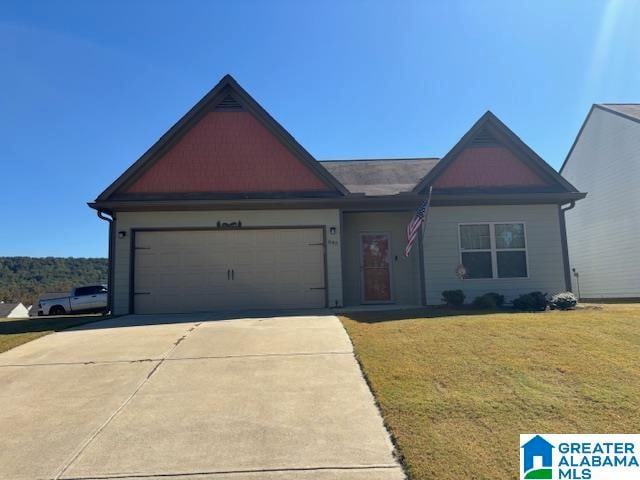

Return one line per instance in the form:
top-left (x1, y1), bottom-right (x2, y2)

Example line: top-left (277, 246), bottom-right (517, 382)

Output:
top-left (0, 302), bottom-right (29, 319)
top-left (90, 75), bottom-right (585, 315)
top-left (560, 104), bottom-right (640, 299)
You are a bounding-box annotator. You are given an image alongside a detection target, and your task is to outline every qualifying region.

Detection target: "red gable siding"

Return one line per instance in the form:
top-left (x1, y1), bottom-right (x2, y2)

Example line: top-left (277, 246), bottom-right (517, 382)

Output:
top-left (125, 111), bottom-right (330, 193)
top-left (433, 146), bottom-right (548, 188)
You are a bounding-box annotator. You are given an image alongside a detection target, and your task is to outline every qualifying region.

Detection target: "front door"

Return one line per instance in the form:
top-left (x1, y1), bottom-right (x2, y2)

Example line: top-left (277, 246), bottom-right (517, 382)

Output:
top-left (361, 233), bottom-right (392, 303)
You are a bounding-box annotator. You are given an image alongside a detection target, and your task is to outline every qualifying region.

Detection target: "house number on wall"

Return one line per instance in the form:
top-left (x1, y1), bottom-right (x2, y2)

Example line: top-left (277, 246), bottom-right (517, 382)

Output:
top-left (216, 221), bottom-right (242, 228)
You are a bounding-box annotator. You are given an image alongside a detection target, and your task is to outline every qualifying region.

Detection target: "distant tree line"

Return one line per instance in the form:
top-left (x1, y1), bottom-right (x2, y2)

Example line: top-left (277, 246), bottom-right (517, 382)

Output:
top-left (0, 257), bottom-right (108, 307)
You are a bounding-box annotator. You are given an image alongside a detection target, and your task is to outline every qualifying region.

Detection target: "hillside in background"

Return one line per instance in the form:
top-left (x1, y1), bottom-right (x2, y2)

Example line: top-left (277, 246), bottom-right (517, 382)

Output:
top-left (0, 257), bottom-right (108, 307)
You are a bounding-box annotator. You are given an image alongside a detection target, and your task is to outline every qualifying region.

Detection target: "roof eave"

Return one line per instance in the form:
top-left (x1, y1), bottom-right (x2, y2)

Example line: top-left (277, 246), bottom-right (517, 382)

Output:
top-left (89, 191), bottom-right (586, 213)
top-left (597, 104), bottom-right (640, 125)
top-left (559, 104), bottom-right (597, 174)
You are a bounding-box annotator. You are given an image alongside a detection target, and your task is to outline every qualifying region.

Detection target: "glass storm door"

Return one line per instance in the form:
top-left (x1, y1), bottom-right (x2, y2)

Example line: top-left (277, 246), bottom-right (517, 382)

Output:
top-left (361, 233), bottom-right (392, 303)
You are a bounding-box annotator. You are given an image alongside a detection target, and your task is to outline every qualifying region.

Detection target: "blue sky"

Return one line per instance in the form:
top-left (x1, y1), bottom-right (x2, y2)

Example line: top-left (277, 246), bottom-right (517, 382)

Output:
top-left (1, 0), bottom-right (639, 258)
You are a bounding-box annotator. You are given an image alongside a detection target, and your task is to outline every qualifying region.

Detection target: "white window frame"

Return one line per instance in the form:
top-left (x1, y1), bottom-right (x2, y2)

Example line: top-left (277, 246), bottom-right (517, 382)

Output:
top-left (458, 222), bottom-right (529, 280)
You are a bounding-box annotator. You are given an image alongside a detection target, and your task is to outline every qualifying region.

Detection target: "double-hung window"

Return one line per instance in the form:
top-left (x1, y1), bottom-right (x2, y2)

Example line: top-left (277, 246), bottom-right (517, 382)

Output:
top-left (459, 223), bottom-right (528, 279)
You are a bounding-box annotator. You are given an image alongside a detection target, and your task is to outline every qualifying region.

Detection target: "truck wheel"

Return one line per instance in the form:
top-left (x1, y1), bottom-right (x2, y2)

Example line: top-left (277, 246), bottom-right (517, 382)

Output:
top-left (50, 306), bottom-right (66, 316)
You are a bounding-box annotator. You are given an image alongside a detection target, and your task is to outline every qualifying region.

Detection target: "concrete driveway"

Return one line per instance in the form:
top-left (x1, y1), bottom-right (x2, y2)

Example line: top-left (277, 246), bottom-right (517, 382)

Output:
top-left (0, 313), bottom-right (404, 480)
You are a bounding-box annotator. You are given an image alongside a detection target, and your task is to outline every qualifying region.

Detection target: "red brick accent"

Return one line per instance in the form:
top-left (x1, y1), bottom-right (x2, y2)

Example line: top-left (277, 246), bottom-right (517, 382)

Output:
top-left (434, 146), bottom-right (548, 188)
top-left (125, 111), bottom-right (330, 193)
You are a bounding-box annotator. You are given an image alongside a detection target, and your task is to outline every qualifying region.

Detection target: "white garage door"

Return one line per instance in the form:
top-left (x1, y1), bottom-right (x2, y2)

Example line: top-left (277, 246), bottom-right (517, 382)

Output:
top-left (133, 228), bottom-right (326, 314)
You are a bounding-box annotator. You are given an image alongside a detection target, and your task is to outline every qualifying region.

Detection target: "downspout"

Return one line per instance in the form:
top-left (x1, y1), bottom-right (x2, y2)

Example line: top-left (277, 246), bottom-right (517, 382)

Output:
top-left (97, 210), bottom-right (115, 316)
top-left (559, 201), bottom-right (575, 292)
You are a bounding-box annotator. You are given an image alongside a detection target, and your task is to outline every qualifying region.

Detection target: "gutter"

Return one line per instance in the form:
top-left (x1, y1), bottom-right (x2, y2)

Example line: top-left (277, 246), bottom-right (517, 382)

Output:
top-left (559, 201), bottom-right (577, 292)
top-left (97, 210), bottom-right (115, 315)
top-left (88, 192), bottom-right (587, 212)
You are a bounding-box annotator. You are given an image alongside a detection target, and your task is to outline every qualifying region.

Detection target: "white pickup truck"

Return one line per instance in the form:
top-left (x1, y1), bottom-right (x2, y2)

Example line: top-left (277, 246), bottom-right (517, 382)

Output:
top-left (38, 284), bottom-right (108, 316)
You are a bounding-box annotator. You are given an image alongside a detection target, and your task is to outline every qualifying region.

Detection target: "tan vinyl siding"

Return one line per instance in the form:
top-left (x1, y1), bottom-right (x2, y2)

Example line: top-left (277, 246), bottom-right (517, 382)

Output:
top-left (423, 205), bottom-right (566, 304)
top-left (342, 212), bottom-right (422, 306)
top-left (112, 209), bottom-right (342, 315)
top-left (562, 108), bottom-right (640, 298)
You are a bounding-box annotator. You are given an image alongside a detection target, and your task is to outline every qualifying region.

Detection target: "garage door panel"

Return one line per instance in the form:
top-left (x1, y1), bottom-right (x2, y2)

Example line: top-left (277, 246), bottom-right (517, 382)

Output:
top-left (134, 228), bottom-right (325, 314)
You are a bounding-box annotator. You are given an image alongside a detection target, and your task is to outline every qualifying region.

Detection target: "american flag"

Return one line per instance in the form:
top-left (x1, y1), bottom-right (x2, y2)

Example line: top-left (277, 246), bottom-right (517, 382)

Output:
top-left (404, 187), bottom-right (433, 257)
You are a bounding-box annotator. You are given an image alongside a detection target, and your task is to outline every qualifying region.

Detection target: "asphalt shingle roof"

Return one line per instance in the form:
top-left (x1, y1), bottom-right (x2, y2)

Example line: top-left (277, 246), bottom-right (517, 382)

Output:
top-left (320, 158), bottom-right (439, 195)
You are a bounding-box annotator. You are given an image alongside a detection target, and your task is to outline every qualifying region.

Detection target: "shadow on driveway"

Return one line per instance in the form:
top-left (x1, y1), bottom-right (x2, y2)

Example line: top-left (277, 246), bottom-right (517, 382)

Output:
top-left (0, 306), bottom-right (519, 335)
top-left (0, 308), bottom-right (342, 335)
top-left (0, 315), bottom-right (105, 335)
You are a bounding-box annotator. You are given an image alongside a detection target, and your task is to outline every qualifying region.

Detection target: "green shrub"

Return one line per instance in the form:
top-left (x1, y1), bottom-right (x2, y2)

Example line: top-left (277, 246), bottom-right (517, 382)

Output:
top-left (513, 291), bottom-right (548, 311)
top-left (484, 292), bottom-right (505, 307)
top-left (550, 292), bottom-right (578, 310)
top-left (441, 289), bottom-right (465, 307)
top-left (472, 294), bottom-right (497, 309)
top-left (472, 292), bottom-right (505, 309)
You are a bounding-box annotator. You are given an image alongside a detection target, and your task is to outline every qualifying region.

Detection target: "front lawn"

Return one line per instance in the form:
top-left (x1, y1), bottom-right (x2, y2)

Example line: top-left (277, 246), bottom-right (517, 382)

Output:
top-left (0, 315), bottom-right (103, 354)
top-left (340, 304), bottom-right (640, 480)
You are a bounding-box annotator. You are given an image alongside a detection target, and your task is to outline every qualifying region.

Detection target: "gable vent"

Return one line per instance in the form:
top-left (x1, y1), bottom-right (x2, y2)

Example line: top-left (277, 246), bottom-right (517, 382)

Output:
top-left (214, 94), bottom-right (243, 111)
top-left (471, 129), bottom-right (497, 146)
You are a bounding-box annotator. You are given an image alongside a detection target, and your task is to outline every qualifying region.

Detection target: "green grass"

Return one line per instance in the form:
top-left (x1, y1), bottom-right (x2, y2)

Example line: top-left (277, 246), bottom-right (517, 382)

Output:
top-left (0, 315), bottom-right (104, 354)
top-left (340, 304), bottom-right (640, 480)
